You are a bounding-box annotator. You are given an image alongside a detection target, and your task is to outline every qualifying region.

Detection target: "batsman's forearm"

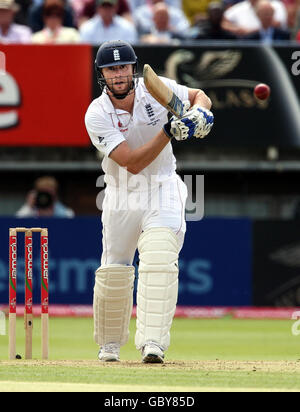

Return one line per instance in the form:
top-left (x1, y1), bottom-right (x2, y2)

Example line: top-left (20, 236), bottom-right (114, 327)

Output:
top-left (193, 90), bottom-right (212, 110)
top-left (126, 130), bottom-right (170, 174)
top-left (188, 88), bottom-right (212, 110)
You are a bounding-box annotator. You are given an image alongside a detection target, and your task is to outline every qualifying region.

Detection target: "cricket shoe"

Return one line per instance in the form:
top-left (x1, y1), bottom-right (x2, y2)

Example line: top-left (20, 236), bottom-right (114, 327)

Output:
top-left (142, 341), bottom-right (164, 364)
top-left (98, 343), bottom-right (120, 362)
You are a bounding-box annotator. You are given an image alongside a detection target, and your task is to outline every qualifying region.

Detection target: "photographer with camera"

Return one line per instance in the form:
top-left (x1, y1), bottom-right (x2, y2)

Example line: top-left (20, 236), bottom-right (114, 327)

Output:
top-left (16, 176), bottom-right (75, 218)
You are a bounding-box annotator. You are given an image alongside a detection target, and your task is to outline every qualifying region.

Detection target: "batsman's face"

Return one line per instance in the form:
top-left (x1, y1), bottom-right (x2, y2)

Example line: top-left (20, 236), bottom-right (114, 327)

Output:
top-left (102, 64), bottom-right (134, 96)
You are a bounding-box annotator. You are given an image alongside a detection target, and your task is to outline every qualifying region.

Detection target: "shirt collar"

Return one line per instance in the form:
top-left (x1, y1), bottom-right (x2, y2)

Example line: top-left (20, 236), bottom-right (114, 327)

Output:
top-left (135, 77), bottom-right (147, 103)
top-left (100, 91), bottom-right (115, 114)
top-left (100, 77), bottom-right (145, 114)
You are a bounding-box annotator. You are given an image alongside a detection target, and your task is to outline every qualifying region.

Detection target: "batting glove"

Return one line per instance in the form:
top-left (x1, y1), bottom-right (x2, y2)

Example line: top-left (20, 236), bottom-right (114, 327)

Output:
top-left (163, 100), bottom-right (191, 140)
top-left (192, 105), bottom-right (214, 139)
top-left (163, 103), bottom-right (214, 141)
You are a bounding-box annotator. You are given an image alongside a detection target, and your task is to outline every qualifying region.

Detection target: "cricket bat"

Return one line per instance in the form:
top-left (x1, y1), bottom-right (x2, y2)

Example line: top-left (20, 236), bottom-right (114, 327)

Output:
top-left (143, 64), bottom-right (186, 118)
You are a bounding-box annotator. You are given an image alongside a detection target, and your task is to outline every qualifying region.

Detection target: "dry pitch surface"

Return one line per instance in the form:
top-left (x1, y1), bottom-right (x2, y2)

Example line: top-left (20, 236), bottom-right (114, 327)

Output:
top-left (1, 360), bottom-right (300, 392)
top-left (1, 359), bottom-right (298, 371)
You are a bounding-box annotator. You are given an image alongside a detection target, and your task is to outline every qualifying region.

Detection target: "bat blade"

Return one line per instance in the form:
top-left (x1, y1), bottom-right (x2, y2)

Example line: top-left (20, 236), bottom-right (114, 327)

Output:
top-left (143, 64), bottom-right (185, 118)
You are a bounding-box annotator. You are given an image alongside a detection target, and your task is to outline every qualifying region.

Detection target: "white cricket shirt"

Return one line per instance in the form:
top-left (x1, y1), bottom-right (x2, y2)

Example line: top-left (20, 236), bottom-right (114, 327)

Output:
top-left (85, 77), bottom-right (189, 188)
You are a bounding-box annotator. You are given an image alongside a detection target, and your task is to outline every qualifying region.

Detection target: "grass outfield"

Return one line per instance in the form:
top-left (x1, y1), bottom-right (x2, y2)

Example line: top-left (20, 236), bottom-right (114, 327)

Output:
top-left (0, 317), bottom-right (300, 392)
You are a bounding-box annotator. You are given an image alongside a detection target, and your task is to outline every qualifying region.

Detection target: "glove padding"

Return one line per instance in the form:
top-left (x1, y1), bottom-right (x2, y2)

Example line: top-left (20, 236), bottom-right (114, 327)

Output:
top-left (163, 100), bottom-right (190, 140)
top-left (192, 105), bottom-right (214, 139)
top-left (164, 104), bottom-right (214, 141)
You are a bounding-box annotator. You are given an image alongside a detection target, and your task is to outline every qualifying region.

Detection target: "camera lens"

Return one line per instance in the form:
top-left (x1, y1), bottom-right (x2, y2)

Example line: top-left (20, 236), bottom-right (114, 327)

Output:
top-left (35, 191), bottom-right (54, 209)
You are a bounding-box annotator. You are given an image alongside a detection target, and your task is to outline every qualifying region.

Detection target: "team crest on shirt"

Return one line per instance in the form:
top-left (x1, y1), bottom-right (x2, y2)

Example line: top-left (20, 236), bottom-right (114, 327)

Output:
top-left (145, 104), bottom-right (155, 119)
top-left (145, 104), bottom-right (160, 126)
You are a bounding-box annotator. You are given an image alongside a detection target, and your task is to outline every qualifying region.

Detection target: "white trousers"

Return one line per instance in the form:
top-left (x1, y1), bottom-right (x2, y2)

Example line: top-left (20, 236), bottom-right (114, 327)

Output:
top-left (101, 174), bottom-right (188, 265)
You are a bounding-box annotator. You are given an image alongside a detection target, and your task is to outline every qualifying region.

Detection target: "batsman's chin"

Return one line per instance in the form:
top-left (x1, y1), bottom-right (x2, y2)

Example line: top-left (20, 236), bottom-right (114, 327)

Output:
top-left (115, 88), bottom-right (128, 95)
top-left (114, 88), bottom-right (132, 98)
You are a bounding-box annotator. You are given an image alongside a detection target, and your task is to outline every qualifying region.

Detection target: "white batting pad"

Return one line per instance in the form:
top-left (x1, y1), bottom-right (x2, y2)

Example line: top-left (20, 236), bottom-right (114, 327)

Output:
top-left (135, 228), bottom-right (179, 351)
top-left (93, 264), bottom-right (135, 346)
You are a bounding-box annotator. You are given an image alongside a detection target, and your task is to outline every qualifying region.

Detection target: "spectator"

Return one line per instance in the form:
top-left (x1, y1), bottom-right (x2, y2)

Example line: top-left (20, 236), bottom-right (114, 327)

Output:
top-left (80, 0), bottom-right (137, 44)
top-left (222, 0), bottom-right (287, 36)
top-left (71, 0), bottom-right (132, 27)
top-left (140, 2), bottom-right (181, 43)
top-left (281, 0), bottom-right (298, 30)
top-left (29, 0), bottom-right (75, 32)
top-left (0, 0), bottom-right (32, 43)
top-left (133, 0), bottom-right (189, 36)
top-left (70, 0), bottom-right (96, 26)
top-left (128, 0), bottom-right (182, 12)
top-left (14, 0), bottom-right (32, 26)
top-left (243, 0), bottom-right (290, 41)
top-left (183, 1), bottom-right (238, 39)
top-left (295, 20), bottom-right (300, 40)
top-left (182, 0), bottom-right (222, 25)
top-left (32, 0), bottom-right (80, 42)
top-left (16, 176), bottom-right (75, 218)
top-left (291, 0), bottom-right (300, 38)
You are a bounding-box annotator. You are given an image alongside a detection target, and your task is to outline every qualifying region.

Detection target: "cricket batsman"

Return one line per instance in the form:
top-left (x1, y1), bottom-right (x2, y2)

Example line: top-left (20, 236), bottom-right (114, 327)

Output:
top-left (85, 40), bottom-right (214, 363)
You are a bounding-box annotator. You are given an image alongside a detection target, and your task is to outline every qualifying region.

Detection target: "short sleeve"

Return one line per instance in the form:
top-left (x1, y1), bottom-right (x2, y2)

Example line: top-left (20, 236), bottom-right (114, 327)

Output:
top-left (85, 107), bottom-right (126, 157)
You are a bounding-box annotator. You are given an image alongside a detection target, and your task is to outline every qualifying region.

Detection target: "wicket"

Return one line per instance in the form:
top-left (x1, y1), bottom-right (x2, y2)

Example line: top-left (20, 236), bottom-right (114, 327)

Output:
top-left (9, 227), bottom-right (49, 360)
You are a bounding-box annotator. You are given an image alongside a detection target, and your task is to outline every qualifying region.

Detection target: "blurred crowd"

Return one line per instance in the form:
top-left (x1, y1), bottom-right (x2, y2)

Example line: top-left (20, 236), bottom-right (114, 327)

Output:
top-left (1, 0), bottom-right (300, 44)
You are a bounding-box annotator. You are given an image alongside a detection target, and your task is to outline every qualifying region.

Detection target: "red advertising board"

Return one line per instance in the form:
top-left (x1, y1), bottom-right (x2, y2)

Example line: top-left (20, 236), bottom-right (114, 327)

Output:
top-left (0, 45), bottom-right (92, 146)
